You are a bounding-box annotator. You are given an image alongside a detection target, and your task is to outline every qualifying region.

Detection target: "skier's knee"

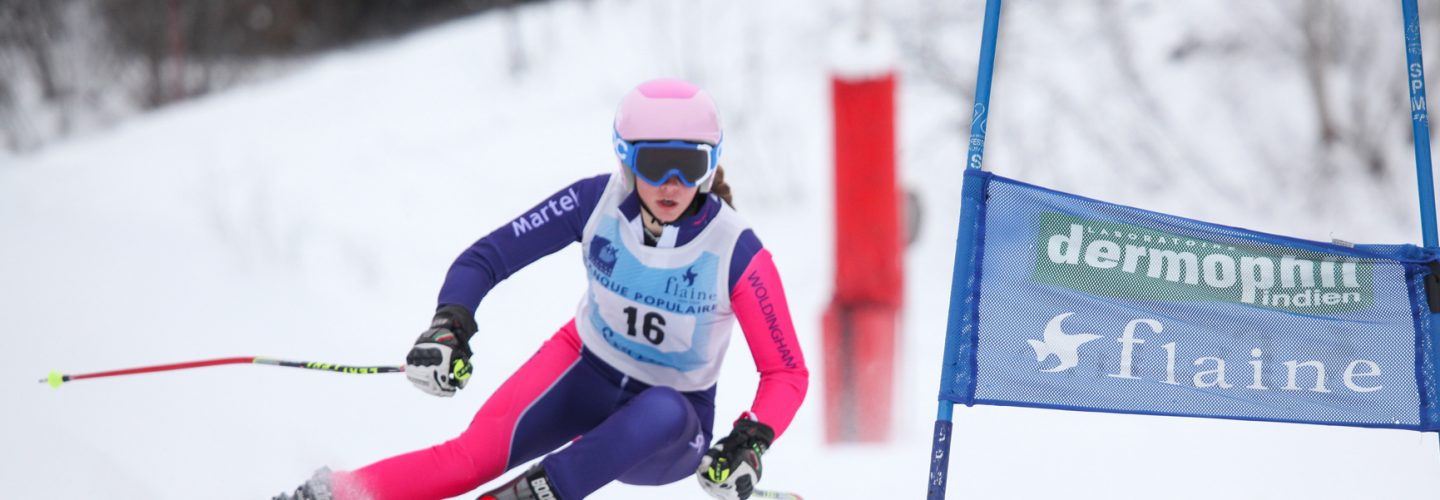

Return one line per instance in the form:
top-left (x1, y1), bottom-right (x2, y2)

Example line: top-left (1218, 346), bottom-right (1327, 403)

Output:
top-left (632, 386), bottom-right (695, 440)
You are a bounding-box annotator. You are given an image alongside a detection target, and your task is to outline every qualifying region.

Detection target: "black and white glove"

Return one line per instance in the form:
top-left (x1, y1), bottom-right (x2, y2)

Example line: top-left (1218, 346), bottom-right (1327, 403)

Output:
top-left (405, 304), bottom-right (477, 397)
top-left (697, 417), bottom-right (775, 500)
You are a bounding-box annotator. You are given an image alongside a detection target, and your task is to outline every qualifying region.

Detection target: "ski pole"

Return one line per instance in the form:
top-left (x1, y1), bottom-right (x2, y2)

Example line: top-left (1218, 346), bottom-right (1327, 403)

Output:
top-left (39, 356), bottom-right (404, 388)
top-left (751, 489), bottom-right (804, 500)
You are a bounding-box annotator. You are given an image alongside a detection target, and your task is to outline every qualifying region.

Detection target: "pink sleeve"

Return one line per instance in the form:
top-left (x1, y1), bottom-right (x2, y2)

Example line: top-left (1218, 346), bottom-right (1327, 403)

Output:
top-left (729, 248), bottom-right (809, 440)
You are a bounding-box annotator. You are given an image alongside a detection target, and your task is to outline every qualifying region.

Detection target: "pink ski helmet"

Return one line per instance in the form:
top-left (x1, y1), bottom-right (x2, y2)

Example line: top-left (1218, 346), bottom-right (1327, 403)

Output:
top-left (613, 79), bottom-right (724, 192)
top-left (614, 78), bottom-right (723, 145)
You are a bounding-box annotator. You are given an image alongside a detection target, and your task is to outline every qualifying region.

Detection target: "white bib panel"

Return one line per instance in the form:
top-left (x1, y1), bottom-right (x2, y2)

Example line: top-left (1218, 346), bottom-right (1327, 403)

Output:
top-left (577, 175), bottom-right (749, 391)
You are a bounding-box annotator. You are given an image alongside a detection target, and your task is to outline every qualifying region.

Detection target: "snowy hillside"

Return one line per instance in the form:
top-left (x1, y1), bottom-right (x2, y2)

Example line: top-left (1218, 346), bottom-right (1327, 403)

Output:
top-left (4, 0), bottom-right (1440, 499)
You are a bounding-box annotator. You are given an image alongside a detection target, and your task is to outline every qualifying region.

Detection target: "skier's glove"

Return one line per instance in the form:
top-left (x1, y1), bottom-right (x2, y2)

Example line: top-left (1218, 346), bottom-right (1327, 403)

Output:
top-left (698, 417), bottom-right (774, 500)
top-left (405, 304), bottom-right (477, 397)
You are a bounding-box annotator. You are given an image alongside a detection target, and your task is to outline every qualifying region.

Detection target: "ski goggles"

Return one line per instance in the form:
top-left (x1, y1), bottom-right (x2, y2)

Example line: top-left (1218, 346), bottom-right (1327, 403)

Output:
top-left (614, 132), bottom-right (722, 188)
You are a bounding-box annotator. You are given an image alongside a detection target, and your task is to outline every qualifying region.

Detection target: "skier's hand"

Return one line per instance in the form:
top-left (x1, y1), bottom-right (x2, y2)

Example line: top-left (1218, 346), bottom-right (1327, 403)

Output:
top-left (697, 417), bottom-right (774, 500)
top-left (405, 304), bottom-right (477, 397)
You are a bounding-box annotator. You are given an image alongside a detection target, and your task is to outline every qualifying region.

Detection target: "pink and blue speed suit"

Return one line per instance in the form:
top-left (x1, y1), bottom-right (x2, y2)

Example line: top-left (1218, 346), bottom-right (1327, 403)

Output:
top-left (337, 173), bottom-right (809, 500)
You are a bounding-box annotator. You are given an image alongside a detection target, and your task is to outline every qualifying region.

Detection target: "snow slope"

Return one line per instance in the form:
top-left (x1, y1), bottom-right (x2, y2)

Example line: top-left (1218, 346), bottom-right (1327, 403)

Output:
top-left (4, 0), bottom-right (1439, 499)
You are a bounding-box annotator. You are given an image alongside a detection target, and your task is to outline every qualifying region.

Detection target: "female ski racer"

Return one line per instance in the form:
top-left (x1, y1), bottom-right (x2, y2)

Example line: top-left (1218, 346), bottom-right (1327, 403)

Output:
top-left (276, 78), bottom-right (809, 500)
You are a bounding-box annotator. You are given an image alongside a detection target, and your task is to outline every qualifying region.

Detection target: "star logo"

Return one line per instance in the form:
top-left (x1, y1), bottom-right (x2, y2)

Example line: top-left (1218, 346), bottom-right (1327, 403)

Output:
top-left (1027, 312), bottom-right (1103, 373)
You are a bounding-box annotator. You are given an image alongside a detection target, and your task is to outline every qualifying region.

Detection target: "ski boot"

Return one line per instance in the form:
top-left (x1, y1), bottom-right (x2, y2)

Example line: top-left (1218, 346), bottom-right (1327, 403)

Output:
top-left (273, 467), bottom-right (334, 500)
top-left (477, 464), bottom-right (563, 500)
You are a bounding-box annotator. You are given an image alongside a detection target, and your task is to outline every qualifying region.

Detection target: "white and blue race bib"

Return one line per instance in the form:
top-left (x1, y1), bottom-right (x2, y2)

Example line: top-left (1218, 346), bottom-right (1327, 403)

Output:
top-left (576, 175), bottom-right (746, 391)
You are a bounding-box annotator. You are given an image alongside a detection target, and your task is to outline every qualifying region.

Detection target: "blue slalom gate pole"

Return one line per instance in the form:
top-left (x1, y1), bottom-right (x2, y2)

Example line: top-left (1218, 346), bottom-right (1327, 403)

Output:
top-left (929, 0), bottom-right (1003, 498)
top-left (1404, 0), bottom-right (1436, 247)
top-left (964, 1), bottom-right (1002, 173)
top-left (1399, 0), bottom-right (1440, 460)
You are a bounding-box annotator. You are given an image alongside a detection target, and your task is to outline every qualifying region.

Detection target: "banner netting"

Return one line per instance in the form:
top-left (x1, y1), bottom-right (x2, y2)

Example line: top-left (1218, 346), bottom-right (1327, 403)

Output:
top-left (940, 170), bottom-right (1440, 430)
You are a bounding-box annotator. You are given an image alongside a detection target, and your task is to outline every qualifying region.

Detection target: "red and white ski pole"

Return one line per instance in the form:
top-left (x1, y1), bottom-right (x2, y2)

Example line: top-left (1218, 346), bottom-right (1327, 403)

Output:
top-left (39, 356), bottom-right (404, 388)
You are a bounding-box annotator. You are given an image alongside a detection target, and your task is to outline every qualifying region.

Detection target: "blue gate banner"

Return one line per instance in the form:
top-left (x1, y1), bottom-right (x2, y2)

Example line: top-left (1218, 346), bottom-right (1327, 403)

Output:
top-left (940, 170), bottom-right (1440, 430)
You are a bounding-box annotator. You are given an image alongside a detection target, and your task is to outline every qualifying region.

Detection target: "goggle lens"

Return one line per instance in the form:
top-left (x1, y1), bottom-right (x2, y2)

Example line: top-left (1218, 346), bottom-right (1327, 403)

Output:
top-left (625, 141), bottom-right (715, 187)
top-left (632, 146), bottom-right (711, 186)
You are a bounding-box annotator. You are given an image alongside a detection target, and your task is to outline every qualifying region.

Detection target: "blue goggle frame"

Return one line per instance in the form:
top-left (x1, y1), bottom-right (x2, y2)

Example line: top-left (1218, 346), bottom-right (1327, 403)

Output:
top-left (613, 130), bottom-right (723, 188)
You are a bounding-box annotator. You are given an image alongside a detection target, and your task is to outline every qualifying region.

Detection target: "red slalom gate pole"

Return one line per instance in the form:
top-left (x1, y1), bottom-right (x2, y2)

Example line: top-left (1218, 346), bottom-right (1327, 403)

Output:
top-left (825, 55), bottom-right (902, 442)
top-left (39, 357), bottom-right (404, 388)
